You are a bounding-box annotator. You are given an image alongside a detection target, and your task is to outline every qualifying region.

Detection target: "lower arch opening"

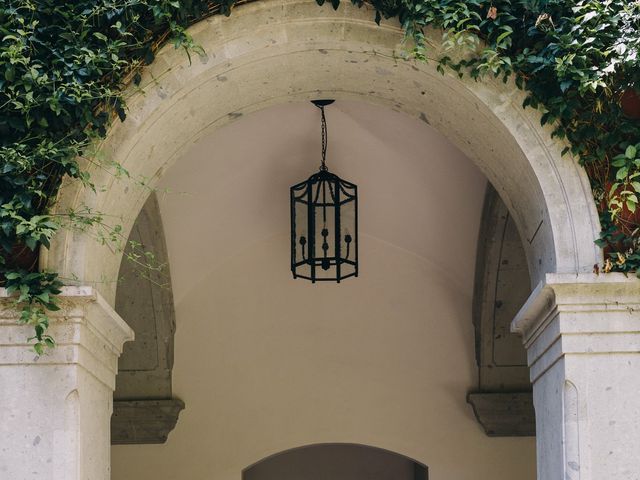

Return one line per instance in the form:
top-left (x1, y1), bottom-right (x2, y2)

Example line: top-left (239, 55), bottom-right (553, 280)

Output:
top-left (243, 443), bottom-right (428, 480)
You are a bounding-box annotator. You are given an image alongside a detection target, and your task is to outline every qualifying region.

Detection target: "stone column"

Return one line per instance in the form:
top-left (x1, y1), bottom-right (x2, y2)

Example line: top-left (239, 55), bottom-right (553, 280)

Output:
top-left (0, 286), bottom-right (134, 480)
top-left (512, 273), bottom-right (640, 480)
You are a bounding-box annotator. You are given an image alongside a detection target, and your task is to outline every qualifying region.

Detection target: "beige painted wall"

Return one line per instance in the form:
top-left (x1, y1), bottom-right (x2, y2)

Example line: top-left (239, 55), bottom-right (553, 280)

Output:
top-left (111, 101), bottom-right (535, 480)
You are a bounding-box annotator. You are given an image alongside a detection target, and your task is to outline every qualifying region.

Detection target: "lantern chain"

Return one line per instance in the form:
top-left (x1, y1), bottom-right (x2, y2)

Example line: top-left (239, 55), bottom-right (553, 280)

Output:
top-left (319, 104), bottom-right (328, 171)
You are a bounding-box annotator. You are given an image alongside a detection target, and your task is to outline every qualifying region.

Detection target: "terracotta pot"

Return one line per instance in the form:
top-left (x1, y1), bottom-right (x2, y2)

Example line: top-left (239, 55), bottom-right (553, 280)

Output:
top-left (621, 88), bottom-right (640, 119)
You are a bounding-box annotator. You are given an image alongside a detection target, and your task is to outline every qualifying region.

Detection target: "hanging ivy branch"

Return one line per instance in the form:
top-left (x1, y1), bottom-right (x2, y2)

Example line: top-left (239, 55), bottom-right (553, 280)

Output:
top-left (1, 0), bottom-right (639, 352)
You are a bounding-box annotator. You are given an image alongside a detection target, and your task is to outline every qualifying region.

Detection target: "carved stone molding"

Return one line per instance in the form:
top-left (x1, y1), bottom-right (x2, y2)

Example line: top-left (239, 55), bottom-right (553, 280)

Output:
top-left (467, 392), bottom-right (535, 437)
top-left (112, 399), bottom-right (185, 445)
top-left (469, 186), bottom-right (535, 436)
top-left (112, 193), bottom-right (183, 444)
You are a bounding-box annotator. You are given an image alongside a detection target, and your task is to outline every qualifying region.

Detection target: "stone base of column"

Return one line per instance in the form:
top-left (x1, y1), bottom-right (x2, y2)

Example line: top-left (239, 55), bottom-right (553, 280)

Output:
top-left (0, 287), bottom-right (133, 480)
top-left (512, 273), bottom-right (640, 480)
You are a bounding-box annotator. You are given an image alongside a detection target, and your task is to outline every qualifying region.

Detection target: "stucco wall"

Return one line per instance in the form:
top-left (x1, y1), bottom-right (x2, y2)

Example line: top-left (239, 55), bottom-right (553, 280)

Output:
top-left (111, 101), bottom-right (535, 480)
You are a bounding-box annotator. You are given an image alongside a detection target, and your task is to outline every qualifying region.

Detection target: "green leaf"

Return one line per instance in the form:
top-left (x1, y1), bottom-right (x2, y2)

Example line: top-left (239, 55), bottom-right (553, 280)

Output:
top-left (610, 183), bottom-right (621, 197)
top-left (616, 168), bottom-right (629, 180)
top-left (35, 292), bottom-right (49, 304)
top-left (626, 145), bottom-right (637, 160)
top-left (627, 200), bottom-right (637, 213)
top-left (496, 30), bottom-right (512, 45)
top-left (24, 236), bottom-right (37, 251)
top-left (560, 80), bottom-right (572, 92)
top-left (612, 156), bottom-right (627, 167)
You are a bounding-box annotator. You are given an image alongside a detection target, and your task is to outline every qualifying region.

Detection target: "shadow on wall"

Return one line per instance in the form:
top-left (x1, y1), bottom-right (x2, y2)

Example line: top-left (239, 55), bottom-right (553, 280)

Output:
top-left (243, 444), bottom-right (428, 480)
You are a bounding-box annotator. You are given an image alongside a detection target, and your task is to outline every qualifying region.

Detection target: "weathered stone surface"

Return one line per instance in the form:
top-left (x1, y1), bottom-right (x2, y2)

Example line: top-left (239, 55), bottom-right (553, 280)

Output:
top-left (512, 273), bottom-right (640, 480)
top-left (469, 186), bottom-right (534, 436)
top-left (473, 185), bottom-right (531, 391)
top-left (112, 193), bottom-right (183, 444)
top-left (112, 399), bottom-right (185, 445)
top-left (467, 392), bottom-right (535, 437)
top-left (114, 193), bottom-right (176, 400)
top-left (0, 287), bottom-right (133, 480)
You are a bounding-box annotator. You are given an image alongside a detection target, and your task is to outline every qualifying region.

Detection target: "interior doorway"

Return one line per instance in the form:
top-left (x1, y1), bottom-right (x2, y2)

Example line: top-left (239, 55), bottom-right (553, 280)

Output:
top-left (243, 444), bottom-right (428, 480)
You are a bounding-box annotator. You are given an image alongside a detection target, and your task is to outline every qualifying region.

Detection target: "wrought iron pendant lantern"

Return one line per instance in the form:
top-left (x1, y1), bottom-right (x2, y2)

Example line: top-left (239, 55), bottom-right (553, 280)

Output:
top-left (290, 100), bottom-right (358, 282)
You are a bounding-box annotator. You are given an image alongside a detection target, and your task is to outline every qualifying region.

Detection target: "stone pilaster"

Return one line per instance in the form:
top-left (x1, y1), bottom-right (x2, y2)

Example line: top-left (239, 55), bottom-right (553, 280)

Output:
top-left (0, 286), bottom-right (133, 480)
top-left (512, 273), bottom-right (640, 480)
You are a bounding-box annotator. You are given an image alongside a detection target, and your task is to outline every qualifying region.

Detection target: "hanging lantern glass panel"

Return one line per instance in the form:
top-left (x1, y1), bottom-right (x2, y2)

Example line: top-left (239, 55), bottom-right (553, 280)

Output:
top-left (291, 171), bottom-right (357, 282)
top-left (290, 100), bottom-right (358, 283)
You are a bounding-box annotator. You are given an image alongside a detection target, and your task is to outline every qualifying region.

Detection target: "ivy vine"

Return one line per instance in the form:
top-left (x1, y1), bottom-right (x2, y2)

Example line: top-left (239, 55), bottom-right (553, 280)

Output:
top-left (1, 0), bottom-right (639, 352)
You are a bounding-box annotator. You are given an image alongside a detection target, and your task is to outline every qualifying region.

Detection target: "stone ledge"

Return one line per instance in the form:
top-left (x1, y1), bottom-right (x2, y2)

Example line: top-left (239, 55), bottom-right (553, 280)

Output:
top-left (510, 273), bottom-right (640, 382)
top-left (0, 286), bottom-right (134, 353)
top-left (111, 398), bottom-right (185, 445)
top-left (467, 392), bottom-right (535, 437)
top-left (511, 273), bottom-right (640, 342)
top-left (0, 287), bottom-right (134, 389)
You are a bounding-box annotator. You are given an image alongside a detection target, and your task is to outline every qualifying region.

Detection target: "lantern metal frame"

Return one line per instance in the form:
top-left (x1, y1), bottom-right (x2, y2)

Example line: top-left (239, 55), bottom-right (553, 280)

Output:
top-left (290, 100), bottom-right (359, 283)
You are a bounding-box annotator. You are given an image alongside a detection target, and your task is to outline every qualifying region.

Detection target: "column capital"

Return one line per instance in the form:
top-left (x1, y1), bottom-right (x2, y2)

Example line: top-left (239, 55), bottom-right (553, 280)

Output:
top-left (513, 273), bottom-right (640, 338)
top-left (0, 286), bottom-right (134, 389)
top-left (511, 273), bottom-right (640, 381)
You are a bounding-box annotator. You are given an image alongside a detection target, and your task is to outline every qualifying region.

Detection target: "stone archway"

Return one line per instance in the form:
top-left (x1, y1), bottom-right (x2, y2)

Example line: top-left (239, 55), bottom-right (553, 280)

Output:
top-left (42, 0), bottom-right (601, 306)
top-left (4, 3), bottom-right (638, 480)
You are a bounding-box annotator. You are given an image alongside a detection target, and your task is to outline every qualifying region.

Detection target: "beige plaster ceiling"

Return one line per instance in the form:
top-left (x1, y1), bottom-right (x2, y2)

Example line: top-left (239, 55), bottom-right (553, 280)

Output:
top-left (157, 100), bottom-right (487, 304)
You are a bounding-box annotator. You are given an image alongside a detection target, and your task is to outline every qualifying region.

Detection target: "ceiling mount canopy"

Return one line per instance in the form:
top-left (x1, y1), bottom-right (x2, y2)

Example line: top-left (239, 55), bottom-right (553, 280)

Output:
top-left (310, 99), bottom-right (335, 107)
top-left (290, 100), bottom-right (358, 283)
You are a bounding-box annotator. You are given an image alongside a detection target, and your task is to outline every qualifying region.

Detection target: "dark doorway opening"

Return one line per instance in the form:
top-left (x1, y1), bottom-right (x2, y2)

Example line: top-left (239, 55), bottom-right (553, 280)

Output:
top-left (243, 443), bottom-right (428, 480)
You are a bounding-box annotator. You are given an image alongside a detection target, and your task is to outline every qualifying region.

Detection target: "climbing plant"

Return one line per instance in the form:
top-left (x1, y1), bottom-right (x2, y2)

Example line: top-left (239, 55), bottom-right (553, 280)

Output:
top-left (1, 0), bottom-right (639, 352)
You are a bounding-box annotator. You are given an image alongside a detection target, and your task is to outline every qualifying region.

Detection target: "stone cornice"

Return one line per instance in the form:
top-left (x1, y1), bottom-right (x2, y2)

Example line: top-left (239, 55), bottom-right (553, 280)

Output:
top-left (111, 399), bottom-right (185, 444)
top-left (512, 273), bottom-right (640, 337)
top-left (511, 273), bottom-right (640, 383)
top-left (0, 286), bottom-right (134, 389)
